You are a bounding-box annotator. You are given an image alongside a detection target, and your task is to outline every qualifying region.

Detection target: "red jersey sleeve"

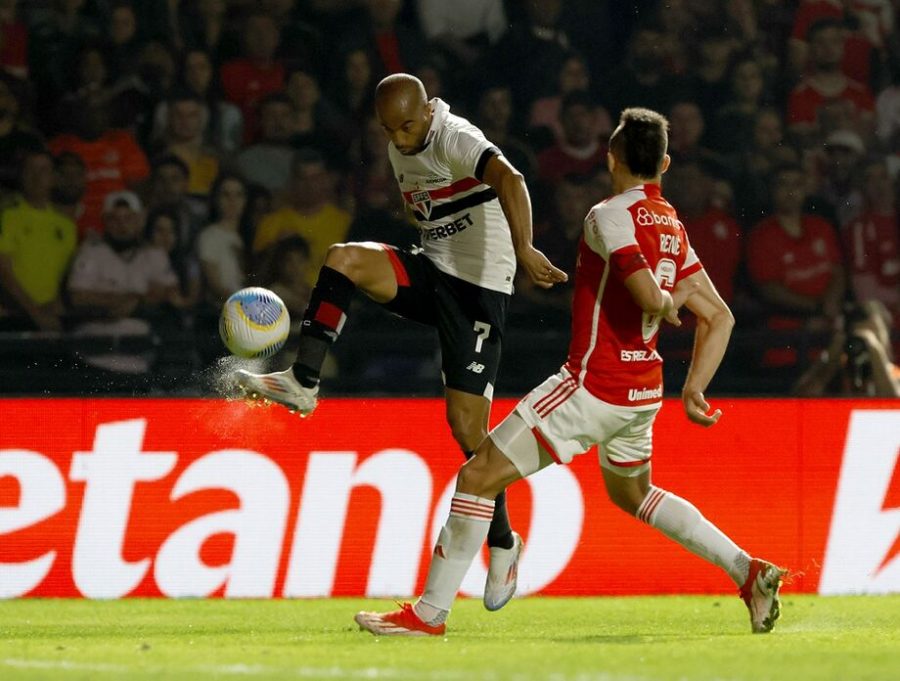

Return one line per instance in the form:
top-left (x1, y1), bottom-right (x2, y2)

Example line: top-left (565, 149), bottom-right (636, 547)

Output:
top-left (584, 204), bottom-right (649, 282)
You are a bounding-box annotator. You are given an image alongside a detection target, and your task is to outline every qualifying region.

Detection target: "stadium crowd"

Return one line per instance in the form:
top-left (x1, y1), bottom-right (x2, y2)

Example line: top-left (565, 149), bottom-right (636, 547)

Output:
top-left (0, 0), bottom-right (897, 396)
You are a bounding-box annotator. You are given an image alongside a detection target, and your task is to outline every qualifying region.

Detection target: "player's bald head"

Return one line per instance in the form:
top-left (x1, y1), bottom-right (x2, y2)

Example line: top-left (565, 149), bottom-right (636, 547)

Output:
top-left (375, 73), bottom-right (433, 155)
top-left (375, 73), bottom-right (427, 110)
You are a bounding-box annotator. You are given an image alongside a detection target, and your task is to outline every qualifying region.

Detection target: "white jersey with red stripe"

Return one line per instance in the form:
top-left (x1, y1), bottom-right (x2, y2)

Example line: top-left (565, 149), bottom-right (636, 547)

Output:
top-left (564, 183), bottom-right (703, 407)
top-left (389, 98), bottom-right (516, 294)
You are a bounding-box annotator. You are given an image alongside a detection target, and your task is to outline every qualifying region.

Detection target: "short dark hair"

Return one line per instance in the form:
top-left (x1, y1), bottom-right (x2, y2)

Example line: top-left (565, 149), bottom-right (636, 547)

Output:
top-left (806, 17), bottom-right (844, 41)
top-left (152, 153), bottom-right (190, 178)
top-left (54, 151), bottom-right (86, 170)
top-left (561, 90), bottom-right (595, 115)
top-left (291, 147), bottom-right (325, 175)
top-left (769, 162), bottom-right (804, 186)
top-left (609, 107), bottom-right (669, 179)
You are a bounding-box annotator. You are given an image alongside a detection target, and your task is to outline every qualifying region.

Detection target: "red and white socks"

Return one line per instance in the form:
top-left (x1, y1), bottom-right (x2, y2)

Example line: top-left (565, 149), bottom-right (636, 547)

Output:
top-left (637, 486), bottom-right (751, 586)
top-left (414, 493), bottom-right (495, 625)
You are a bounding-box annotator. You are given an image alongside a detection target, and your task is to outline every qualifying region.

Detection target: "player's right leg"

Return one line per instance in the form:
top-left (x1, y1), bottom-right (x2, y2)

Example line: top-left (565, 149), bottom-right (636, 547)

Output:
top-left (236, 242), bottom-right (399, 415)
top-left (355, 414), bottom-right (541, 636)
top-left (599, 432), bottom-right (787, 633)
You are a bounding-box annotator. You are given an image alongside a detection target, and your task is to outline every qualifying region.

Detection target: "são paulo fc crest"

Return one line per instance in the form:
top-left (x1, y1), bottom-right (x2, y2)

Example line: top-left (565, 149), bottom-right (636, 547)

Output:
top-left (411, 190), bottom-right (432, 219)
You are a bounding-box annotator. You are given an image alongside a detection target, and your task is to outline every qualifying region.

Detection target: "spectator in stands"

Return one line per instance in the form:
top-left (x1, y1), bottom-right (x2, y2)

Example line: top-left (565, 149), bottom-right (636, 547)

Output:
top-left (842, 156), bottom-right (899, 317)
top-left (491, 0), bottom-right (573, 109)
top-left (733, 107), bottom-right (798, 225)
top-left (528, 53), bottom-right (598, 144)
top-left (537, 91), bottom-right (607, 186)
top-left (476, 83), bottom-right (538, 182)
top-left (0, 75), bottom-right (44, 194)
top-left (0, 149), bottom-right (77, 331)
top-left (340, 0), bottom-right (424, 78)
top-left (811, 129), bottom-right (865, 227)
top-left (416, 0), bottom-right (507, 68)
top-left (601, 23), bottom-right (689, 119)
top-left (329, 48), bottom-right (376, 125)
top-left (146, 153), bottom-right (206, 251)
top-left (708, 56), bottom-right (770, 156)
top-left (747, 164), bottom-right (845, 329)
top-left (67, 190), bottom-right (179, 375)
top-left (787, 18), bottom-right (875, 143)
top-left (27, 0), bottom-right (102, 127)
top-left (265, 234), bottom-right (312, 321)
top-left (794, 300), bottom-right (900, 397)
top-left (105, 1), bottom-right (142, 81)
top-left (687, 31), bottom-right (743, 120)
top-left (667, 101), bottom-right (729, 179)
top-left (666, 162), bottom-right (743, 305)
top-left (48, 95), bottom-right (150, 237)
top-left (252, 148), bottom-right (351, 289)
top-left (152, 49), bottom-right (243, 154)
top-left (197, 172), bottom-right (250, 307)
top-left (235, 92), bottom-right (295, 195)
top-left (145, 204), bottom-right (201, 313)
top-left (220, 11), bottom-right (286, 142)
top-left (788, 0), bottom-right (887, 86)
top-left (156, 90), bottom-right (220, 198)
top-left (285, 67), bottom-right (349, 158)
top-left (51, 151), bottom-right (87, 226)
top-left (180, 0), bottom-right (228, 65)
top-left (0, 0), bottom-right (28, 80)
top-left (264, 0), bottom-right (326, 76)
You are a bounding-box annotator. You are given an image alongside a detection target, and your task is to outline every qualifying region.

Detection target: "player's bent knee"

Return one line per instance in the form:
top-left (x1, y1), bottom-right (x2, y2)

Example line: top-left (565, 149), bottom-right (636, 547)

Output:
top-left (456, 443), bottom-right (511, 498)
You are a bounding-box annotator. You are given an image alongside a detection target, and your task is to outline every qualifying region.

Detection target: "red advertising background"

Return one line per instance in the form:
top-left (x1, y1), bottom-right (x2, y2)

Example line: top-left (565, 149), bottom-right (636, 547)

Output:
top-left (1, 398), bottom-right (898, 598)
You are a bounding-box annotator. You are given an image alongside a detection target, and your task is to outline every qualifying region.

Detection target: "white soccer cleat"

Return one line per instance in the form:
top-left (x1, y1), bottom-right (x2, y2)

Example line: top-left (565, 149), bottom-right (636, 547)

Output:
top-left (354, 602), bottom-right (446, 637)
top-left (235, 368), bottom-right (318, 416)
top-left (740, 558), bottom-right (788, 633)
top-left (483, 531), bottom-right (524, 611)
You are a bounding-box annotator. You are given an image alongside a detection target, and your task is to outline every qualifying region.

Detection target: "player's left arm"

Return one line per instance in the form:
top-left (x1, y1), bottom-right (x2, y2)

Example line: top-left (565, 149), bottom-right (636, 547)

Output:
top-left (482, 155), bottom-right (567, 289)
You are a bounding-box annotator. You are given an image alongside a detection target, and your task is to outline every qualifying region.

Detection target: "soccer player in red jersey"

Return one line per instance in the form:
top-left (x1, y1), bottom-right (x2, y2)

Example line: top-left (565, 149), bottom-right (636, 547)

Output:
top-left (355, 108), bottom-right (786, 637)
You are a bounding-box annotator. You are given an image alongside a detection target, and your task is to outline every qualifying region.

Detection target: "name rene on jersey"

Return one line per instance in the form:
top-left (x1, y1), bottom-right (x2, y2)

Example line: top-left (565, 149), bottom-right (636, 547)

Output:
top-left (422, 213), bottom-right (473, 241)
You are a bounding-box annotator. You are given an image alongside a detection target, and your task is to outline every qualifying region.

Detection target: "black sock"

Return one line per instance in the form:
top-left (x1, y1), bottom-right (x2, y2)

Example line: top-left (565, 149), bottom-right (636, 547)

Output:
top-left (292, 266), bottom-right (355, 388)
top-left (463, 448), bottom-right (514, 549)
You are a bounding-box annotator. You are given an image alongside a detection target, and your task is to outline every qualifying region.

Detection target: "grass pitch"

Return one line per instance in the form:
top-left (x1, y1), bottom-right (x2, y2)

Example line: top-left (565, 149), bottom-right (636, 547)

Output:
top-left (1, 596), bottom-right (898, 681)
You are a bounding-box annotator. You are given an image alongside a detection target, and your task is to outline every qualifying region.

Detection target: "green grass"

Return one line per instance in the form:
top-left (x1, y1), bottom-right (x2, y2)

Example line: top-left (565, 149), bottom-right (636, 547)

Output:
top-left (1, 596), bottom-right (898, 680)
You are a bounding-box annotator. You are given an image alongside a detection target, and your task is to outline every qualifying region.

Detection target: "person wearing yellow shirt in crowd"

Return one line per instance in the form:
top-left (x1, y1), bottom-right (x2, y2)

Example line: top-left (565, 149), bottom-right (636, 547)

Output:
top-left (0, 149), bottom-right (77, 331)
top-left (160, 90), bottom-right (220, 198)
top-left (252, 148), bottom-right (351, 288)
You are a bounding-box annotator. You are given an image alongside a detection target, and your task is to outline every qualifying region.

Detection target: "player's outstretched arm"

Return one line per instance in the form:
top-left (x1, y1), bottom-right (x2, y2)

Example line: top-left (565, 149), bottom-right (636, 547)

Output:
top-left (679, 269), bottom-right (735, 427)
top-left (482, 155), bottom-right (567, 289)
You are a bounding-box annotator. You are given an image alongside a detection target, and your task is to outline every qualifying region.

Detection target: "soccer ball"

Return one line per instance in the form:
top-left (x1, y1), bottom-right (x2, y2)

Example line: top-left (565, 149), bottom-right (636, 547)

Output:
top-left (219, 287), bottom-right (290, 358)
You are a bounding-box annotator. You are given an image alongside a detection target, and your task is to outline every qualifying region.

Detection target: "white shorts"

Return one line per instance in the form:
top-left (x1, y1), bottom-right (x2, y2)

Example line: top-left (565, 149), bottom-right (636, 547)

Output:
top-left (490, 370), bottom-right (660, 478)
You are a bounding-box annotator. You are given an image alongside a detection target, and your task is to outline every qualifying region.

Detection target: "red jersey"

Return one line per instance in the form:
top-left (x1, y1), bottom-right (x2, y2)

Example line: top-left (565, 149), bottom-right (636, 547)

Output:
top-left (48, 131), bottom-right (150, 236)
top-left (843, 211), bottom-right (900, 302)
top-left (681, 207), bottom-right (742, 303)
top-left (788, 78), bottom-right (875, 125)
top-left (220, 59), bottom-right (285, 143)
top-left (747, 214), bottom-right (842, 298)
top-left (564, 184), bottom-right (703, 407)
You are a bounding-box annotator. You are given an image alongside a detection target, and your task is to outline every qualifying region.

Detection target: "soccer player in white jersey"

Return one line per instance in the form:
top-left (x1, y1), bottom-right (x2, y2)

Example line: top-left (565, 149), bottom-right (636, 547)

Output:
top-left (355, 108), bottom-right (786, 637)
top-left (236, 74), bottom-right (567, 611)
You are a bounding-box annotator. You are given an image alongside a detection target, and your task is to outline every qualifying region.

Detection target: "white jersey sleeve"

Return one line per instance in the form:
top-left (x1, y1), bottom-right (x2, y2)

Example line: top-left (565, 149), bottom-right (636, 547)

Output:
top-left (584, 204), bottom-right (639, 260)
top-left (438, 125), bottom-right (499, 181)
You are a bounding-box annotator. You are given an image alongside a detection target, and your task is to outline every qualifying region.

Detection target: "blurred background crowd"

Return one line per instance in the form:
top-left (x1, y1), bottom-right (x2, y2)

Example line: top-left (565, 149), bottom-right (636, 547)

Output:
top-left (0, 0), bottom-right (897, 397)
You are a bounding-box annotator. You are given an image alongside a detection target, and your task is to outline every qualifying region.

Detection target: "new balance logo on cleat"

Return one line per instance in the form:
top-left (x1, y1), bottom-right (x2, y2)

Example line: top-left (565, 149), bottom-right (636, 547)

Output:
top-left (466, 362), bottom-right (485, 374)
